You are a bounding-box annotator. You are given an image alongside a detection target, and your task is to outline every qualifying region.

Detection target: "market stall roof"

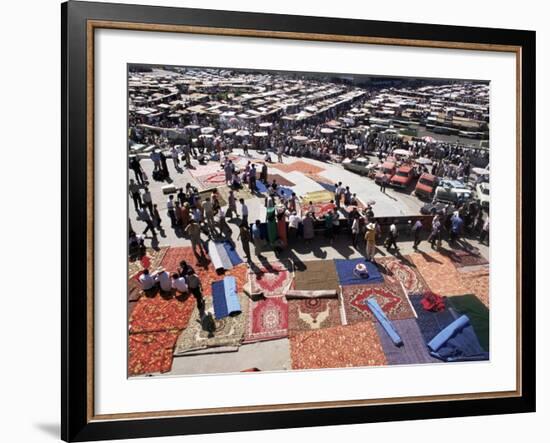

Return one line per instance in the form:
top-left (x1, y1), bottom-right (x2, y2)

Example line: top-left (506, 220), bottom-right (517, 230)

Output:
top-left (259, 122), bottom-right (273, 128)
top-left (223, 128), bottom-right (238, 135)
top-left (292, 135), bottom-right (308, 142)
top-left (236, 130), bottom-right (250, 137)
top-left (320, 128), bottom-right (334, 134)
top-left (184, 124), bottom-right (200, 130)
top-left (254, 131), bottom-right (269, 137)
top-left (201, 127), bottom-right (216, 134)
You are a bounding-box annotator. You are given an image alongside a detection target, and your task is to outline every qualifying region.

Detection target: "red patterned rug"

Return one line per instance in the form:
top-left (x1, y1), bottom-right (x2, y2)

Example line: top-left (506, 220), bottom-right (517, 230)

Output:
top-left (308, 202), bottom-right (336, 218)
top-left (272, 160), bottom-right (325, 174)
top-left (128, 330), bottom-right (179, 376)
top-left (377, 256), bottom-right (431, 294)
top-left (129, 294), bottom-right (196, 333)
top-left (341, 281), bottom-right (415, 325)
top-left (195, 171), bottom-right (227, 190)
top-left (290, 322), bottom-right (386, 370)
top-left (288, 298), bottom-right (341, 335)
top-left (243, 296), bottom-right (289, 343)
top-left (248, 260), bottom-right (294, 297)
top-left (445, 248), bottom-right (489, 268)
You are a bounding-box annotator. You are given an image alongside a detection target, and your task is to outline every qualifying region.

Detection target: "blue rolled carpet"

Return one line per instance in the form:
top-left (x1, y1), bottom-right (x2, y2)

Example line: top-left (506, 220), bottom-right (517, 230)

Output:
top-left (409, 293), bottom-right (456, 344)
top-left (428, 315), bottom-right (489, 362)
top-left (366, 298), bottom-right (402, 346)
top-left (334, 258), bottom-right (384, 286)
top-left (375, 319), bottom-right (441, 365)
top-left (222, 241), bottom-right (243, 266)
top-left (256, 181), bottom-right (268, 193)
top-left (212, 276), bottom-right (242, 320)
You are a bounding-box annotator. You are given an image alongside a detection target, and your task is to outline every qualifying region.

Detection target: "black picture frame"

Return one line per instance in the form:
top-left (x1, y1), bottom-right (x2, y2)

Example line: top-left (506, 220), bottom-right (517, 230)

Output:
top-left (62, 1), bottom-right (536, 441)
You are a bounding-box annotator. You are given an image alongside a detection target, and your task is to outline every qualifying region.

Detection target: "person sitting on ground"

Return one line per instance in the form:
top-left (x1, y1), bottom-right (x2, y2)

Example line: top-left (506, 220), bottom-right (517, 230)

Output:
top-left (138, 268), bottom-right (157, 292)
top-left (156, 267), bottom-right (172, 293)
top-left (171, 272), bottom-right (188, 294)
top-left (177, 260), bottom-right (195, 278)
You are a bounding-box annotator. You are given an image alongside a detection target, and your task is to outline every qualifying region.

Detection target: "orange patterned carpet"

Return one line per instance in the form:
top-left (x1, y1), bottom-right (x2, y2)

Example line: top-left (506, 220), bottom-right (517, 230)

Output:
top-left (128, 247), bottom-right (168, 279)
top-left (290, 322), bottom-right (386, 369)
top-left (160, 247), bottom-right (248, 296)
top-left (272, 160), bottom-right (325, 174)
top-left (129, 294), bottom-right (196, 334)
top-left (457, 267), bottom-right (490, 307)
top-left (409, 252), bottom-right (469, 296)
top-left (377, 255), bottom-right (431, 294)
top-left (128, 330), bottom-right (179, 375)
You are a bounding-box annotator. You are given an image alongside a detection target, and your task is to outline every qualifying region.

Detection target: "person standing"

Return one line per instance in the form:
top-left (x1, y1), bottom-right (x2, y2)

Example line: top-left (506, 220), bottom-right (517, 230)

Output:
top-left (186, 269), bottom-right (205, 314)
top-left (351, 215), bottom-right (360, 248)
top-left (170, 146), bottom-right (180, 170)
top-left (239, 198), bottom-right (249, 225)
top-left (380, 175), bottom-right (389, 193)
top-left (141, 186), bottom-right (153, 214)
top-left (138, 207), bottom-right (156, 237)
top-left (159, 150), bottom-right (170, 180)
top-left (365, 222), bottom-right (377, 261)
top-left (288, 211), bottom-right (301, 242)
top-left (450, 212), bottom-right (463, 245)
top-left (152, 204), bottom-right (162, 229)
top-left (479, 215), bottom-right (489, 245)
top-left (166, 195), bottom-right (176, 227)
top-left (203, 197), bottom-right (216, 235)
top-left (226, 189), bottom-right (237, 219)
top-left (150, 150), bottom-right (161, 171)
top-left (129, 156), bottom-right (144, 184)
top-left (185, 220), bottom-right (205, 257)
top-left (428, 215), bottom-right (442, 249)
top-left (334, 182), bottom-right (342, 209)
top-left (129, 179), bottom-right (142, 212)
top-left (386, 221), bottom-right (399, 250)
top-left (302, 212), bottom-right (314, 244)
top-left (237, 222), bottom-right (252, 262)
top-left (252, 220), bottom-right (263, 258)
top-left (412, 219), bottom-right (423, 250)
top-left (324, 211), bottom-right (334, 243)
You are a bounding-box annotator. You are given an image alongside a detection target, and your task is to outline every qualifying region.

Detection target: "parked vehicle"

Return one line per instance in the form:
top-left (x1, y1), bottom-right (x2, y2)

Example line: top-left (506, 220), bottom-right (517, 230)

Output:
top-left (434, 179), bottom-right (473, 204)
top-left (343, 157), bottom-right (371, 175)
top-left (390, 165), bottom-right (415, 189)
top-left (374, 161), bottom-right (396, 184)
top-left (415, 173), bottom-right (439, 199)
top-left (476, 182), bottom-right (490, 209)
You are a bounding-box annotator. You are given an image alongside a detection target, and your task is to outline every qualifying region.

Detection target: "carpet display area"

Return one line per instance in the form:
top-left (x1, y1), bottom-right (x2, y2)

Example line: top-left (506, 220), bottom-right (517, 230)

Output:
top-left (195, 171), bottom-right (226, 190)
top-left (294, 260), bottom-right (339, 291)
top-left (174, 294), bottom-right (248, 356)
top-left (244, 296), bottom-right (289, 343)
top-left (341, 281), bottom-right (415, 325)
top-left (128, 247), bottom-right (168, 279)
top-left (258, 173), bottom-right (296, 187)
top-left (247, 260), bottom-right (294, 297)
top-left (334, 258), bottom-right (384, 286)
top-left (288, 297), bottom-right (342, 335)
top-left (409, 252), bottom-right (469, 296)
top-left (129, 294), bottom-right (196, 334)
top-left (446, 248), bottom-right (489, 268)
top-left (457, 267), bottom-right (490, 307)
top-left (289, 322), bottom-right (386, 370)
top-left (129, 330), bottom-right (180, 375)
top-left (377, 256), bottom-right (431, 294)
top-left (273, 160), bottom-right (325, 175)
top-left (447, 293), bottom-right (490, 351)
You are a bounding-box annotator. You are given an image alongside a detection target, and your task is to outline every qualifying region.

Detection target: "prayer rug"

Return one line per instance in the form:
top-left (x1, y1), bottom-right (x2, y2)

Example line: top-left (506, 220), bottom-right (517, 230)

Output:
top-left (409, 252), bottom-right (469, 296)
top-left (374, 318), bottom-right (440, 365)
top-left (257, 173), bottom-right (295, 187)
top-left (341, 281), bottom-right (414, 325)
top-left (128, 247), bottom-right (168, 279)
top-left (243, 296), bottom-right (289, 343)
top-left (445, 248), bottom-right (489, 268)
top-left (447, 294), bottom-right (489, 351)
top-left (195, 171), bottom-right (227, 190)
top-left (129, 294), bottom-right (196, 334)
top-left (128, 330), bottom-right (179, 376)
top-left (334, 258), bottom-right (384, 286)
top-left (301, 190), bottom-right (334, 204)
top-left (174, 294), bottom-right (248, 355)
top-left (247, 260), bottom-right (294, 298)
top-left (272, 160), bottom-right (325, 175)
top-left (409, 294), bottom-right (457, 344)
top-left (294, 260), bottom-right (339, 292)
top-left (290, 322), bottom-right (386, 370)
top-left (377, 255), bottom-right (431, 294)
top-left (288, 298), bottom-right (342, 335)
top-left (457, 267), bottom-right (490, 307)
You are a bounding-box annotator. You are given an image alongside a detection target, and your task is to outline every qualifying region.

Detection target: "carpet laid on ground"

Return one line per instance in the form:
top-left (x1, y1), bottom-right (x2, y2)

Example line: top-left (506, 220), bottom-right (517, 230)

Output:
top-left (188, 162), bottom-right (224, 177)
top-left (217, 184), bottom-right (254, 203)
top-left (457, 267), bottom-right (490, 307)
top-left (129, 294), bottom-right (196, 333)
top-left (222, 241), bottom-right (243, 266)
top-left (174, 294), bottom-right (248, 356)
top-left (272, 160), bottom-right (325, 175)
top-left (288, 298), bottom-right (342, 335)
top-left (377, 256), bottom-right (431, 294)
top-left (341, 281), bottom-right (414, 325)
top-left (247, 260), bottom-right (294, 297)
top-left (244, 296), bottom-right (289, 343)
top-left (128, 247), bottom-right (168, 279)
top-left (445, 248), bottom-right (489, 268)
top-left (334, 258), bottom-right (384, 286)
top-left (307, 202), bottom-right (336, 218)
top-left (447, 294), bottom-right (489, 351)
top-left (301, 190), bottom-right (334, 203)
top-left (128, 330), bottom-right (180, 375)
top-left (197, 189), bottom-right (227, 207)
top-left (409, 293), bottom-right (456, 344)
top-left (195, 171), bottom-right (227, 190)
top-left (294, 260), bottom-right (339, 291)
top-left (258, 173), bottom-right (296, 187)
top-left (128, 278), bottom-right (142, 302)
top-left (375, 318), bottom-right (440, 365)
top-left (409, 252), bottom-right (469, 296)
top-left (289, 322), bottom-right (386, 370)
top-left (212, 276), bottom-right (242, 319)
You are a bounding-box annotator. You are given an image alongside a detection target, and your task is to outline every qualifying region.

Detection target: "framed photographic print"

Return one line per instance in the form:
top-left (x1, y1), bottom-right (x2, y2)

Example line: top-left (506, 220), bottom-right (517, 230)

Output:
top-left (61, 1), bottom-right (536, 441)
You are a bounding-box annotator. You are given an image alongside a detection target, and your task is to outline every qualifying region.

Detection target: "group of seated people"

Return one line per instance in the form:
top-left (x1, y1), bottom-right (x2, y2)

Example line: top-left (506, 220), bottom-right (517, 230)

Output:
top-left (138, 260), bottom-right (195, 296)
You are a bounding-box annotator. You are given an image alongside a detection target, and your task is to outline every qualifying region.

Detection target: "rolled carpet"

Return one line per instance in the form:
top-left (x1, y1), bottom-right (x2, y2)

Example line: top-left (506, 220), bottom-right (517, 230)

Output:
top-left (366, 298), bottom-right (403, 346)
top-left (222, 241), bottom-right (243, 266)
top-left (212, 276), bottom-right (242, 319)
top-left (427, 315), bottom-right (470, 352)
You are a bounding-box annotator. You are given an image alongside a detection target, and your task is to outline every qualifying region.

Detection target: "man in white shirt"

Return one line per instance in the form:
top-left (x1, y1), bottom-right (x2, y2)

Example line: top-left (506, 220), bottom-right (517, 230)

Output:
top-left (156, 267), bottom-right (172, 293)
top-left (171, 273), bottom-right (188, 293)
top-left (139, 269), bottom-right (157, 292)
top-left (288, 212), bottom-right (301, 241)
top-left (239, 198), bottom-right (249, 224)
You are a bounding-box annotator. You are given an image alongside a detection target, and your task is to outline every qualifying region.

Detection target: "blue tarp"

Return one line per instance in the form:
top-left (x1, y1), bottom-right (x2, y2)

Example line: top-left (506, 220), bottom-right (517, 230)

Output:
top-left (366, 298), bottom-right (403, 346)
top-left (334, 258), bottom-right (384, 286)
